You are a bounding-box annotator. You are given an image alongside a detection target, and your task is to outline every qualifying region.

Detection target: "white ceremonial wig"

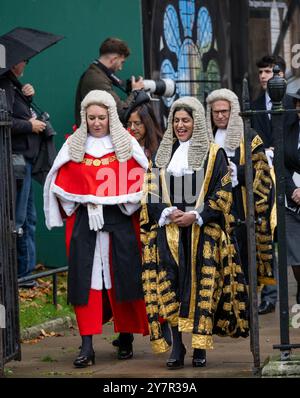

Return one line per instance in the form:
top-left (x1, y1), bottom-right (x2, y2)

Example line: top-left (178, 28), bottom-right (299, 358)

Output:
top-left (68, 90), bottom-right (132, 162)
top-left (155, 96), bottom-right (209, 170)
top-left (206, 88), bottom-right (244, 150)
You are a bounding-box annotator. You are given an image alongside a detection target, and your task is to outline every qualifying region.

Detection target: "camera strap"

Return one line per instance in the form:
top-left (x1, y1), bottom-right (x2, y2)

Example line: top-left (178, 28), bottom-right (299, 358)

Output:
top-left (92, 60), bottom-right (128, 94)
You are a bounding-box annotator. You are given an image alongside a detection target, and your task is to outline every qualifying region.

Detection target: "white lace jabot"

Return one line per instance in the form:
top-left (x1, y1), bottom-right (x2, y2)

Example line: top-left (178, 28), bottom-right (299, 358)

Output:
top-left (166, 140), bottom-right (193, 177)
top-left (85, 134), bottom-right (114, 158)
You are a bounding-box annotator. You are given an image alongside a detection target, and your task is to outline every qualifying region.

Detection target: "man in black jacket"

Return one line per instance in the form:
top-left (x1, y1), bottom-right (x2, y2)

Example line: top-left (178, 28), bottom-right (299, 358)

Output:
top-left (74, 37), bottom-right (144, 126)
top-left (251, 55), bottom-right (294, 150)
top-left (0, 61), bottom-right (46, 286)
top-left (251, 55), bottom-right (294, 314)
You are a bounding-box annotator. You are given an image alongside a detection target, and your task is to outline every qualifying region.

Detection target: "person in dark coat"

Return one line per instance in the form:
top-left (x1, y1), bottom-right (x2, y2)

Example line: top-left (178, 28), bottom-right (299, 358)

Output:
top-left (251, 55), bottom-right (294, 149)
top-left (44, 90), bottom-right (149, 368)
top-left (284, 89), bottom-right (300, 304)
top-left (0, 62), bottom-right (46, 285)
top-left (74, 37), bottom-right (144, 126)
top-left (251, 55), bottom-right (294, 314)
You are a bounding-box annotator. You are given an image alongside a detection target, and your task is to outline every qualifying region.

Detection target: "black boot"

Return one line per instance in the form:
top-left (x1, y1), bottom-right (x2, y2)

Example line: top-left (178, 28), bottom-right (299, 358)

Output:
top-left (161, 322), bottom-right (172, 346)
top-left (73, 335), bottom-right (95, 368)
top-left (166, 327), bottom-right (186, 370)
top-left (117, 333), bottom-right (134, 360)
top-left (112, 333), bottom-right (134, 348)
top-left (192, 348), bottom-right (206, 367)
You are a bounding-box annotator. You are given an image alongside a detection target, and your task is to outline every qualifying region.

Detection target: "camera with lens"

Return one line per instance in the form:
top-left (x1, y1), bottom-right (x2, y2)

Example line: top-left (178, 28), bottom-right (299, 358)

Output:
top-left (37, 111), bottom-right (57, 137)
top-left (126, 78), bottom-right (176, 98)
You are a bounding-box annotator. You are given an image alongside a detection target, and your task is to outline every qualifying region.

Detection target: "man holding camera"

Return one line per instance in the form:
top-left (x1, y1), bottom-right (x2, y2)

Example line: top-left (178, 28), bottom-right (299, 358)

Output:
top-left (75, 37), bottom-right (144, 125)
top-left (0, 60), bottom-right (46, 286)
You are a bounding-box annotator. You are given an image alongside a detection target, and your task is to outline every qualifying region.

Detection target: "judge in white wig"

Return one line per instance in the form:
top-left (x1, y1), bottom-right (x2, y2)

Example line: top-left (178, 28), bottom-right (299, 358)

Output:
top-left (44, 90), bottom-right (149, 367)
top-left (140, 96), bottom-right (249, 370)
top-left (206, 88), bottom-right (276, 294)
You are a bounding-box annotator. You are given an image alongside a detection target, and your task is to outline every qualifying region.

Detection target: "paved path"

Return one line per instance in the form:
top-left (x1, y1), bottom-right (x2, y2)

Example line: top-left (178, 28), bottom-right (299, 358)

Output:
top-left (6, 269), bottom-right (300, 378)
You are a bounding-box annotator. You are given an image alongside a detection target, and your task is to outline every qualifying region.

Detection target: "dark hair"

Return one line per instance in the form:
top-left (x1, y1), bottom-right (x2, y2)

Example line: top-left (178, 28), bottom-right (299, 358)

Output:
top-left (129, 104), bottom-right (163, 160)
top-left (99, 37), bottom-right (130, 57)
top-left (256, 55), bottom-right (286, 74)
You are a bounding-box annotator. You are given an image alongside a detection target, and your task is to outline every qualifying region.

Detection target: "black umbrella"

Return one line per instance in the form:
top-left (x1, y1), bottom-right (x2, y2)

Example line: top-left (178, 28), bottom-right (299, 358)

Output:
top-left (0, 27), bottom-right (64, 75)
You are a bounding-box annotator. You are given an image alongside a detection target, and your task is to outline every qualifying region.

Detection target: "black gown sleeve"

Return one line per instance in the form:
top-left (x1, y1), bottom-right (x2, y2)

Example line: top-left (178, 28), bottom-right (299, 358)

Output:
top-left (197, 148), bottom-right (232, 227)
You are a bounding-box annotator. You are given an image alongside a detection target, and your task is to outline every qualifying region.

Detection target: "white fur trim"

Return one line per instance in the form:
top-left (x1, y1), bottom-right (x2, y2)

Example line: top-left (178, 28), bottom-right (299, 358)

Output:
top-left (51, 184), bottom-right (144, 205)
top-left (131, 135), bottom-right (149, 170)
top-left (43, 141), bottom-right (71, 229)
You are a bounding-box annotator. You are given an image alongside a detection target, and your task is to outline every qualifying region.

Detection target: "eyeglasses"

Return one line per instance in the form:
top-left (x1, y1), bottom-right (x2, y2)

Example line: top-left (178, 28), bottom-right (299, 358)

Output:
top-left (212, 109), bottom-right (230, 116)
top-left (127, 120), bottom-right (143, 128)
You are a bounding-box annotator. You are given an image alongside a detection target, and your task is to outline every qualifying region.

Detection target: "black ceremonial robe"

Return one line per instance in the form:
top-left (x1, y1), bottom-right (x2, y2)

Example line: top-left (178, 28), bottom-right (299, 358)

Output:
top-left (231, 132), bottom-right (276, 285)
top-left (140, 143), bottom-right (249, 353)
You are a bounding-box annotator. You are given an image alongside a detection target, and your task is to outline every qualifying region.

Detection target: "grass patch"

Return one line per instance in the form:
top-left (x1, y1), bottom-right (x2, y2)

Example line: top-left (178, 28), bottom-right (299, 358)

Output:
top-left (41, 355), bottom-right (57, 362)
top-left (19, 273), bottom-right (74, 330)
top-left (4, 367), bottom-right (13, 376)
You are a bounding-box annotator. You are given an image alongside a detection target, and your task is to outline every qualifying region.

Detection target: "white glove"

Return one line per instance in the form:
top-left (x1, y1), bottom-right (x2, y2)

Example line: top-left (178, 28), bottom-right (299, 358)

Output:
top-left (87, 203), bottom-right (104, 231)
top-left (158, 206), bottom-right (177, 227)
top-left (229, 161), bottom-right (239, 188)
top-left (265, 149), bottom-right (274, 167)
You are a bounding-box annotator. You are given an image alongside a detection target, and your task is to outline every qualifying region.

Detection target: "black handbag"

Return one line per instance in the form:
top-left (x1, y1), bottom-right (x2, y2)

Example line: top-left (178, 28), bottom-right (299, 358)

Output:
top-left (12, 153), bottom-right (26, 180)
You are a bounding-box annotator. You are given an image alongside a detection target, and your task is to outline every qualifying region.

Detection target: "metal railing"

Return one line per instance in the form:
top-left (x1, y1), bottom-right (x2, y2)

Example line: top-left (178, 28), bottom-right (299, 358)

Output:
top-left (0, 89), bottom-right (21, 376)
top-left (18, 266), bottom-right (68, 308)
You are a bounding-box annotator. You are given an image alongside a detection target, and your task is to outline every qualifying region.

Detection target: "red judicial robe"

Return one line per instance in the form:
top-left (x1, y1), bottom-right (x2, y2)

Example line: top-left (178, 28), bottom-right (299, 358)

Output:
top-left (45, 135), bottom-right (149, 335)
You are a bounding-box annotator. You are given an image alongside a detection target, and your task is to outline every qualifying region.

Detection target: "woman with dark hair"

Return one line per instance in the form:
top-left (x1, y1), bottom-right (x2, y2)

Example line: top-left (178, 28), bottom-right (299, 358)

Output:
top-left (140, 96), bottom-right (249, 370)
top-left (112, 102), bottom-right (171, 353)
top-left (126, 103), bottom-right (163, 160)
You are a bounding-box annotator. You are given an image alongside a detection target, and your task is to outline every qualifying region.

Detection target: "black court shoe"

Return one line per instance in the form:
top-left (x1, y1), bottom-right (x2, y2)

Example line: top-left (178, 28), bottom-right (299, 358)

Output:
top-left (117, 333), bottom-right (133, 360)
top-left (166, 346), bottom-right (186, 370)
top-left (73, 351), bottom-right (95, 368)
top-left (192, 348), bottom-right (206, 367)
top-left (112, 333), bottom-right (134, 348)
